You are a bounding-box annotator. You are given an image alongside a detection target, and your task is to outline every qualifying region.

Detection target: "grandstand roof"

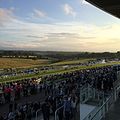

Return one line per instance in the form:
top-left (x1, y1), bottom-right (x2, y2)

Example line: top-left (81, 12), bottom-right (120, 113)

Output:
top-left (86, 0), bottom-right (120, 18)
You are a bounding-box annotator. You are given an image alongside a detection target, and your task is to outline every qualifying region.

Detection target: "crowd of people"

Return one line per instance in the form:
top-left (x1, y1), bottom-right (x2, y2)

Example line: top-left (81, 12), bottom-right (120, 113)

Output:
top-left (0, 64), bottom-right (120, 120)
top-left (0, 77), bottom-right (79, 120)
top-left (43, 65), bottom-right (119, 92)
top-left (1, 101), bottom-right (40, 120)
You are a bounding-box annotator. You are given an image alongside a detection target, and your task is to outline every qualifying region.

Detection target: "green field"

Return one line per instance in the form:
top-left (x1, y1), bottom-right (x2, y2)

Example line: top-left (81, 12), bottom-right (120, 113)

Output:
top-left (51, 58), bottom-right (95, 66)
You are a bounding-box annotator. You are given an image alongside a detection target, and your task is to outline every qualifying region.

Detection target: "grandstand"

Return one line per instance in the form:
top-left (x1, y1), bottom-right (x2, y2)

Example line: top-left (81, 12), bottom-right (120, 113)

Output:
top-left (86, 0), bottom-right (120, 19)
top-left (79, 0), bottom-right (120, 120)
top-left (0, 64), bottom-right (120, 120)
top-left (0, 0), bottom-right (120, 120)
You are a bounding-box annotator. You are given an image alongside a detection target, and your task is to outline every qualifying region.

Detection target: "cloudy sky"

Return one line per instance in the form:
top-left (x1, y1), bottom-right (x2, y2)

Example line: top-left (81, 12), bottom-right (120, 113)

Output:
top-left (0, 0), bottom-right (120, 52)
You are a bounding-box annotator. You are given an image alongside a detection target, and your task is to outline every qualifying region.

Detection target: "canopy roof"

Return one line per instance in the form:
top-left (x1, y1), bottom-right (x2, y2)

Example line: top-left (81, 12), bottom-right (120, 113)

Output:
top-left (86, 0), bottom-right (120, 18)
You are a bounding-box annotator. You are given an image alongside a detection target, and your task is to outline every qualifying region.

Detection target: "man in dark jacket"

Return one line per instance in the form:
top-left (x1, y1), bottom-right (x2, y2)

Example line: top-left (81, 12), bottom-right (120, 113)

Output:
top-left (41, 100), bottom-right (50, 120)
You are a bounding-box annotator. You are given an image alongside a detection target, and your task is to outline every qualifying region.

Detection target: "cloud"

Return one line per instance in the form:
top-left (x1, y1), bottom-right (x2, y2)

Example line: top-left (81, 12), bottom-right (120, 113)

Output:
top-left (32, 9), bottom-right (46, 18)
top-left (26, 35), bottom-right (44, 39)
top-left (78, 36), bottom-right (96, 39)
top-left (0, 8), bottom-right (120, 52)
top-left (47, 32), bottom-right (78, 37)
top-left (109, 38), bottom-right (120, 41)
top-left (63, 4), bottom-right (76, 17)
top-left (0, 8), bottom-right (15, 26)
top-left (10, 7), bottom-right (15, 11)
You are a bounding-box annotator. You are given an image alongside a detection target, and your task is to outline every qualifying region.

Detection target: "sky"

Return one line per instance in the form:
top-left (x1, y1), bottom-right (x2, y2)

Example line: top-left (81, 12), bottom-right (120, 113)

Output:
top-left (0, 0), bottom-right (120, 52)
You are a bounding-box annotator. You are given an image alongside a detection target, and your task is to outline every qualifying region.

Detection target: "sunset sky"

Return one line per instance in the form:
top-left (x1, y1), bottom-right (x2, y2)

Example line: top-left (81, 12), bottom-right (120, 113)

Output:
top-left (0, 0), bottom-right (120, 52)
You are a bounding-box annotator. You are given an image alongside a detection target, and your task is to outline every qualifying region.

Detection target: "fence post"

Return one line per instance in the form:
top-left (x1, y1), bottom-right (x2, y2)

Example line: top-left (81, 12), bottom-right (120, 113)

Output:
top-left (93, 88), bottom-right (95, 99)
top-left (55, 109), bottom-right (57, 120)
top-left (98, 91), bottom-right (100, 101)
top-left (106, 101), bottom-right (108, 112)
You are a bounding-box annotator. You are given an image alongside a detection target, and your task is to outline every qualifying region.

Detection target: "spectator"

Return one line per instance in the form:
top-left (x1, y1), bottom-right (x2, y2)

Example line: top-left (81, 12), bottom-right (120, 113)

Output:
top-left (41, 99), bottom-right (50, 120)
top-left (63, 96), bottom-right (72, 120)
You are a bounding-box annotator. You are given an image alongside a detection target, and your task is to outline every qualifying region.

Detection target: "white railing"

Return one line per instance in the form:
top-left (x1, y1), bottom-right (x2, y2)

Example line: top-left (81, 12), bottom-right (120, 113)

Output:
top-left (83, 95), bottom-right (113, 120)
top-left (80, 83), bottom-right (114, 120)
top-left (90, 95), bottom-right (114, 120)
top-left (80, 84), bottom-right (105, 103)
top-left (83, 107), bottom-right (98, 120)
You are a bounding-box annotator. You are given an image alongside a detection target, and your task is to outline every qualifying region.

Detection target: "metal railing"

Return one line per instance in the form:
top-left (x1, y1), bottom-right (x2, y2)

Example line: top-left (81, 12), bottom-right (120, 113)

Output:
top-left (55, 105), bottom-right (64, 120)
top-left (83, 106), bottom-right (98, 120)
top-left (35, 105), bottom-right (64, 120)
top-left (35, 108), bottom-right (42, 120)
top-left (80, 84), bottom-right (104, 103)
top-left (80, 83), bottom-right (115, 120)
top-left (91, 94), bottom-right (114, 120)
top-left (82, 95), bottom-right (113, 120)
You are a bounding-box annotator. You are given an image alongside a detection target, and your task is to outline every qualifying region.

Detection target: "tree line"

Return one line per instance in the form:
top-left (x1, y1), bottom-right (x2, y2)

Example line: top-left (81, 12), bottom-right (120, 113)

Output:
top-left (0, 50), bottom-right (120, 60)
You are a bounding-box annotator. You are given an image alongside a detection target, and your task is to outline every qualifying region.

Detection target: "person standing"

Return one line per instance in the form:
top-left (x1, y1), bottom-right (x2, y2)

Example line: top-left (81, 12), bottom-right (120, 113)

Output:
top-left (63, 97), bottom-right (72, 120)
top-left (41, 100), bottom-right (50, 120)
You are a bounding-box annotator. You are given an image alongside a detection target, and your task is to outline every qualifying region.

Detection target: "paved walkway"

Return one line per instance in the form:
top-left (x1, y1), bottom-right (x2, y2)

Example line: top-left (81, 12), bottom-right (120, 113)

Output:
top-left (103, 97), bottom-right (120, 120)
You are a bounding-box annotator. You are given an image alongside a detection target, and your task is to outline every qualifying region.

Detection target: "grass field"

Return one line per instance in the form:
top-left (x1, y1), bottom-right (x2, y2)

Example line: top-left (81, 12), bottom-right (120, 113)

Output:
top-left (51, 58), bottom-right (95, 66)
top-left (0, 58), bottom-right (50, 69)
top-left (0, 58), bottom-right (95, 69)
top-left (1, 61), bottom-right (120, 83)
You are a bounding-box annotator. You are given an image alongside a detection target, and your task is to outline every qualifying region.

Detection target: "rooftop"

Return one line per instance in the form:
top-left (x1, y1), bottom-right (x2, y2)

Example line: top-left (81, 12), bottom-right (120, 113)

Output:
top-left (86, 0), bottom-right (120, 18)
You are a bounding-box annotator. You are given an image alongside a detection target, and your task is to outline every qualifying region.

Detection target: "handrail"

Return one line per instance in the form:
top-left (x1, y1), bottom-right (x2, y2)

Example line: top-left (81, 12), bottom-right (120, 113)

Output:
top-left (55, 105), bottom-right (64, 120)
top-left (91, 95), bottom-right (112, 120)
top-left (35, 108), bottom-right (42, 120)
top-left (82, 92), bottom-right (112, 120)
top-left (83, 106), bottom-right (98, 120)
